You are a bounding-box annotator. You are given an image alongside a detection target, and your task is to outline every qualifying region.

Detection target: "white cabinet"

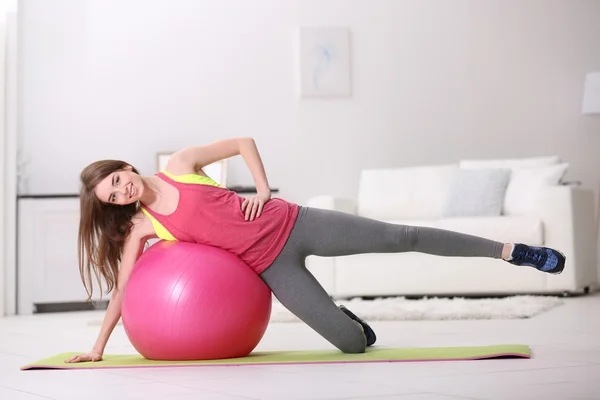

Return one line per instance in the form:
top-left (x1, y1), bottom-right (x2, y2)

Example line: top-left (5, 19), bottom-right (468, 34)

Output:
top-left (17, 197), bottom-right (105, 314)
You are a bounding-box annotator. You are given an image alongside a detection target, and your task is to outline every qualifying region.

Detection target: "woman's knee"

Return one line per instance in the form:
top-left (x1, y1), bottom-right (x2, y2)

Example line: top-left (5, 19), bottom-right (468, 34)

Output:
top-left (339, 341), bottom-right (366, 354)
top-left (335, 323), bottom-right (367, 354)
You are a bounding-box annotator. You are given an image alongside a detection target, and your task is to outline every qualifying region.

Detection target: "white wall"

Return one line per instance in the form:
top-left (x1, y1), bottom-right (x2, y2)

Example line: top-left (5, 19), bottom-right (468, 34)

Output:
top-left (0, 0), bottom-right (18, 316)
top-left (18, 0), bottom-right (600, 205)
top-left (0, 18), bottom-right (6, 318)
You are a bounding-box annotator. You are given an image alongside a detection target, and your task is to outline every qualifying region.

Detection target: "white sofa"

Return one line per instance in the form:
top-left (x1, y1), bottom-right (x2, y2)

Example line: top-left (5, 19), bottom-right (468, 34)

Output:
top-left (306, 158), bottom-right (598, 298)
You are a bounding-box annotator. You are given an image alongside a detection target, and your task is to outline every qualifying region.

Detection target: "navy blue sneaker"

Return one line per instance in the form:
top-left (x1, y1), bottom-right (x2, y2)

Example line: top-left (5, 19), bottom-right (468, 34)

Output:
top-left (507, 243), bottom-right (566, 274)
top-left (339, 305), bottom-right (376, 346)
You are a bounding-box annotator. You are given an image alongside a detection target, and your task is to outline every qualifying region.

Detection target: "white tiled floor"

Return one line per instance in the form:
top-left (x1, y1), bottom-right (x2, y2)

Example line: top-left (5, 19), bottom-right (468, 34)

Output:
top-left (1, 293), bottom-right (599, 400)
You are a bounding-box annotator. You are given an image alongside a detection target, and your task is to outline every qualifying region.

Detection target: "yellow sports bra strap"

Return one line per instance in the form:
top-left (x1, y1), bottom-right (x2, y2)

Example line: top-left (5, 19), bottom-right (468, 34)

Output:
top-left (161, 170), bottom-right (222, 187)
top-left (140, 207), bottom-right (177, 241)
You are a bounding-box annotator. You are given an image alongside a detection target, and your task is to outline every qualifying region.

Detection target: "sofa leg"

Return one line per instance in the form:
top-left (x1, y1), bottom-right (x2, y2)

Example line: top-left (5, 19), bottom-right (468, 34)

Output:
top-left (561, 286), bottom-right (592, 297)
top-left (584, 286), bottom-right (591, 295)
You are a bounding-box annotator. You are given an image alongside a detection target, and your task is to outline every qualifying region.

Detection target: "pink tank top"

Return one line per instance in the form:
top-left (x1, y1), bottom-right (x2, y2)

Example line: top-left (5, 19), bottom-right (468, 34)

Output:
top-left (140, 171), bottom-right (299, 274)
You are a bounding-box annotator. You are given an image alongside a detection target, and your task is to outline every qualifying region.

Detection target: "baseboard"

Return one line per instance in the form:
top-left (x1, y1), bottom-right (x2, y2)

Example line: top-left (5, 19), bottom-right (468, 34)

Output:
top-left (33, 301), bottom-right (109, 314)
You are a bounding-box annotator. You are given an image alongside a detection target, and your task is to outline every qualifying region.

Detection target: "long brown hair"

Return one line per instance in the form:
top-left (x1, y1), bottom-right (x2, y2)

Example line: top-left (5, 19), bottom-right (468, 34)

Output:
top-left (78, 160), bottom-right (141, 300)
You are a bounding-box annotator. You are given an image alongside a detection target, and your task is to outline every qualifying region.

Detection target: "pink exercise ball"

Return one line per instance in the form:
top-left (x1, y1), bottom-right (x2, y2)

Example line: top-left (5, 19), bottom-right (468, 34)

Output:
top-left (121, 240), bottom-right (272, 361)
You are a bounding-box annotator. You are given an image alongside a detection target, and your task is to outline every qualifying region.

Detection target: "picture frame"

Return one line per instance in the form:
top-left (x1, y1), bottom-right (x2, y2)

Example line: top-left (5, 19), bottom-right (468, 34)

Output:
top-left (156, 152), bottom-right (228, 187)
top-left (297, 26), bottom-right (351, 98)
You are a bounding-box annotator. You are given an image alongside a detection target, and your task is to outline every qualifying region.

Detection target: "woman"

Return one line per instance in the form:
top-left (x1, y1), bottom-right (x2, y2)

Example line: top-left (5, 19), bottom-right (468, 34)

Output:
top-left (66, 137), bottom-right (565, 363)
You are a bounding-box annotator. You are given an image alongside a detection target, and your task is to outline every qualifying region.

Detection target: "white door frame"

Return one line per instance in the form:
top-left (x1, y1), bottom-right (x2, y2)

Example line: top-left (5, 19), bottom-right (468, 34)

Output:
top-left (1, 12), bottom-right (18, 316)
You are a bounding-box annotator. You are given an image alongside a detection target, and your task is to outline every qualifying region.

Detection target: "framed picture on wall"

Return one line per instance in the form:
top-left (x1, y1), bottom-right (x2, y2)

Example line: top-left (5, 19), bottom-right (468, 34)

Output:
top-left (297, 26), bottom-right (351, 98)
top-left (156, 152), bottom-right (228, 187)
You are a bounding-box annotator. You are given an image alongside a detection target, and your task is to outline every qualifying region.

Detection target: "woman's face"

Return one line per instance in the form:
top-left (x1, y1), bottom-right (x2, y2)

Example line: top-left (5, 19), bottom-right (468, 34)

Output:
top-left (94, 166), bottom-right (144, 205)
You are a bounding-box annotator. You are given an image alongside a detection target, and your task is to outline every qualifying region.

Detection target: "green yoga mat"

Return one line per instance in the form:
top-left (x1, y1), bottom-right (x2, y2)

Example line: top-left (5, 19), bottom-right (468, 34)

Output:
top-left (21, 344), bottom-right (530, 370)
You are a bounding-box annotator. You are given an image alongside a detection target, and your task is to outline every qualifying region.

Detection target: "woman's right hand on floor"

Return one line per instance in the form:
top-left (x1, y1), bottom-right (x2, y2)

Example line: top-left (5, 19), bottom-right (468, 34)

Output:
top-left (64, 350), bottom-right (103, 363)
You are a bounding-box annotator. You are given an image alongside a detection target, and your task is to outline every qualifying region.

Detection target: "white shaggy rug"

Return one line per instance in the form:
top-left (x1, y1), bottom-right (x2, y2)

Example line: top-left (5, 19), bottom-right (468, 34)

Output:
top-left (269, 295), bottom-right (565, 322)
top-left (87, 295), bottom-right (564, 327)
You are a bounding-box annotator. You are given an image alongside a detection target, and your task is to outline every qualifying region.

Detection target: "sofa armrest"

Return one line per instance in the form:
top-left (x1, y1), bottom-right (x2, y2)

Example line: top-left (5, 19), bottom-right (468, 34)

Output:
top-left (531, 186), bottom-right (598, 291)
top-left (306, 195), bottom-right (358, 215)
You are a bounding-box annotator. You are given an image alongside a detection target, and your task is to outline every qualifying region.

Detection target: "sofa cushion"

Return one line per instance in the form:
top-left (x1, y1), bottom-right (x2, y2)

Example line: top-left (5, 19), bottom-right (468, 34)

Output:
top-left (442, 168), bottom-right (511, 218)
top-left (383, 216), bottom-right (544, 245)
top-left (503, 163), bottom-right (569, 216)
top-left (357, 164), bottom-right (458, 220)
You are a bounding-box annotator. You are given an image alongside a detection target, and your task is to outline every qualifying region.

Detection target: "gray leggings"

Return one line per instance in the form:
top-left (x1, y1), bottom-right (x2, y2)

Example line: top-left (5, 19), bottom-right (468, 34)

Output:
top-left (259, 206), bottom-right (504, 354)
